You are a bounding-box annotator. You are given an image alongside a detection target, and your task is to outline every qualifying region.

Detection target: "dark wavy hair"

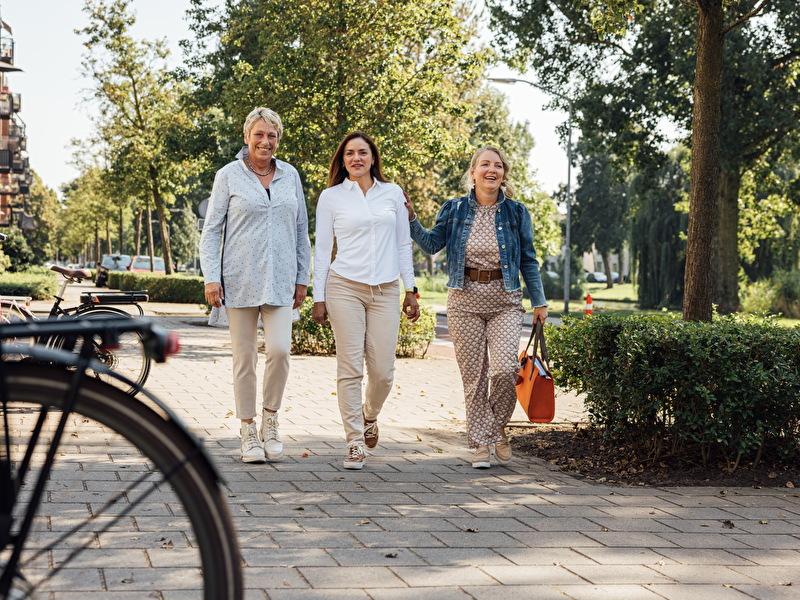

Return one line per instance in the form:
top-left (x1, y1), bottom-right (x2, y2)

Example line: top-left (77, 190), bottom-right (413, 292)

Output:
top-left (327, 131), bottom-right (388, 188)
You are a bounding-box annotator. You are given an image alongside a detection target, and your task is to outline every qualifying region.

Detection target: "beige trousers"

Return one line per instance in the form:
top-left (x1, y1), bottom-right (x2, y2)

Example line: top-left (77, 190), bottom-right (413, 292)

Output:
top-left (227, 304), bottom-right (292, 420)
top-left (325, 271), bottom-right (401, 445)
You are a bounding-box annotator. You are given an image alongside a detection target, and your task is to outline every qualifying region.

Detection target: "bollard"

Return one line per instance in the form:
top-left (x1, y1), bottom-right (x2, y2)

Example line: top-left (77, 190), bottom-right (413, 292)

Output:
top-left (585, 293), bottom-right (593, 315)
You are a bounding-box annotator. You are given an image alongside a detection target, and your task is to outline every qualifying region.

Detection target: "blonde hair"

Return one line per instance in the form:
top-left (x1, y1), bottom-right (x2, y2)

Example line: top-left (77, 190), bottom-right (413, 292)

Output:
top-left (460, 146), bottom-right (514, 198)
top-left (243, 107), bottom-right (283, 142)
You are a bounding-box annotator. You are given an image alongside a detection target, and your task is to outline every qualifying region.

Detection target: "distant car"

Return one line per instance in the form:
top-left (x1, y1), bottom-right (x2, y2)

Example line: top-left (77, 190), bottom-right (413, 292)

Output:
top-left (585, 271), bottom-right (621, 284)
top-left (95, 254), bottom-right (132, 287)
top-left (129, 255), bottom-right (166, 274)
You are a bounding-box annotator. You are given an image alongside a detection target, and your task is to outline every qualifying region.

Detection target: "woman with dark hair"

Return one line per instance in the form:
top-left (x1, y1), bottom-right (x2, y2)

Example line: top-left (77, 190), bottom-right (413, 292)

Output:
top-left (405, 146), bottom-right (548, 468)
top-left (312, 131), bottom-right (420, 470)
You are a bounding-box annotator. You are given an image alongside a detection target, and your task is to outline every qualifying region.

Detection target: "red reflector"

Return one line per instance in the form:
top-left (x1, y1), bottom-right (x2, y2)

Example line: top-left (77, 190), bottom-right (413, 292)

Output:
top-left (164, 332), bottom-right (181, 358)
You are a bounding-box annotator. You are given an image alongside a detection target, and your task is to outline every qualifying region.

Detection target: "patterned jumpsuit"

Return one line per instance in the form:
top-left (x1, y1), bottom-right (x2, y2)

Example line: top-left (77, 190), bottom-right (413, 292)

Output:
top-left (446, 204), bottom-right (525, 448)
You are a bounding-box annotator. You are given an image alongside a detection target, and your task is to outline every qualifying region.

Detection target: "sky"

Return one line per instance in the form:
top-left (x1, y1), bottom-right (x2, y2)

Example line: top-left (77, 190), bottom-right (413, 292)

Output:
top-left (2, 0), bottom-right (573, 199)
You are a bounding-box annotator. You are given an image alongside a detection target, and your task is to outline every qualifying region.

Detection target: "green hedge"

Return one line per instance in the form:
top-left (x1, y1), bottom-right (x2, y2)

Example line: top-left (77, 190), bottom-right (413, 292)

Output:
top-left (291, 297), bottom-right (436, 358)
top-left (108, 272), bottom-right (206, 304)
top-left (548, 314), bottom-right (800, 470)
top-left (0, 269), bottom-right (58, 300)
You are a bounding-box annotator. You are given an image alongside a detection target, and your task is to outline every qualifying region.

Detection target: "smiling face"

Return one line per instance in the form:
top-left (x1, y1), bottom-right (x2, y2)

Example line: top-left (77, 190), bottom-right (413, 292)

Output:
top-left (244, 119), bottom-right (279, 169)
top-left (470, 149), bottom-right (505, 197)
top-left (343, 137), bottom-right (374, 181)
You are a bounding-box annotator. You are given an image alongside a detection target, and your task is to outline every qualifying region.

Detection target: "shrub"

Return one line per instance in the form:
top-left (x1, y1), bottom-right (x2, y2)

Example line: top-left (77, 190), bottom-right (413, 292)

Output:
top-left (548, 314), bottom-right (800, 470)
top-left (108, 272), bottom-right (206, 304)
top-left (290, 297), bottom-right (436, 358)
top-left (741, 270), bottom-right (800, 318)
top-left (0, 269), bottom-right (57, 299)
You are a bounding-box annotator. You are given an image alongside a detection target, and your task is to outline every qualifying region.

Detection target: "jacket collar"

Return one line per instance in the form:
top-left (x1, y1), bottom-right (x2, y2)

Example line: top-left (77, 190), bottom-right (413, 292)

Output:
top-left (467, 188), bottom-right (508, 208)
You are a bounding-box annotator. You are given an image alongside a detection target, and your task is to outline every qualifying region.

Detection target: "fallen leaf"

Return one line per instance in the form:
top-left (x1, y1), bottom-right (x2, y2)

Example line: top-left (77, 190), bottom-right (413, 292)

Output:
top-left (759, 520), bottom-right (769, 525)
top-left (385, 553), bottom-right (398, 558)
top-left (722, 520), bottom-right (735, 529)
top-left (294, 506), bottom-right (305, 511)
top-left (358, 520), bottom-right (370, 525)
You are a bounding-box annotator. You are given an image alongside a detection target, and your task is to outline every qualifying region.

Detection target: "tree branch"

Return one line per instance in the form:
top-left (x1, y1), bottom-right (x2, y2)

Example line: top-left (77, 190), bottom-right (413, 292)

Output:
top-left (740, 128), bottom-right (788, 163)
top-left (723, 0), bottom-right (771, 35)
top-left (771, 51), bottom-right (800, 69)
top-left (569, 35), bottom-right (633, 58)
top-left (675, 0), bottom-right (699, 9)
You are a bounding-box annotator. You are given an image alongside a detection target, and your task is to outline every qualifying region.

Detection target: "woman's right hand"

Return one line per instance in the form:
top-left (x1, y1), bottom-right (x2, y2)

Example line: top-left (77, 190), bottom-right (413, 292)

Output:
top-left (205, 282), bottom-right (224, 308)
top-left (402, 190), bottom-right (416, 222)
top-left (312, 301), bottom-right (329, 326)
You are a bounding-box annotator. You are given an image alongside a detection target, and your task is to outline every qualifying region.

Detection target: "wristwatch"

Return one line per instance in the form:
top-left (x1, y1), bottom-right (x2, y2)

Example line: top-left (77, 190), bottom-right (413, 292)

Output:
top-left (407, 286), bottom-right (419, 299)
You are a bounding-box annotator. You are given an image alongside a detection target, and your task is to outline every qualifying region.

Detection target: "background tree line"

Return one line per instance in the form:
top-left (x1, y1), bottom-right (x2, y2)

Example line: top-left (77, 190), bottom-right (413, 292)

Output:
top-left (7, 0), bottom-right (800, 323)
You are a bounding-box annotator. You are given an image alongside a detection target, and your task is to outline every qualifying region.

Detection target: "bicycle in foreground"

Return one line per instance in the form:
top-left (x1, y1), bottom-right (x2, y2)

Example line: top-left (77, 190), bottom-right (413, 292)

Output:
top-left (0, 318), bottom-right (243, 599)
top-left (0, 264), bottom-right (150, 394)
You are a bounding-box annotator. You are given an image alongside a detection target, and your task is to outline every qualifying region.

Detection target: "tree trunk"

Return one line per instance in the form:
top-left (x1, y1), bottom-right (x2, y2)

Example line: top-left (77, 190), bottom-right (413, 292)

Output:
top-left (149, 165), bottom-right (174, 275)
top-left (602, 252), bottom-right (614, 289)
top-left (146, 206), bottom-right (155, 269)
top-left (105, 220), bottom-right (112, 254)
top-left (682, 0), bottom-right (725, 322)
top-left (118, 205), bottom-right (124, 255)
top-left (94, 224), bottom-right (100, 266)
top-left (712, 169), bottom-right (742, 313)
top-left (135, 209), bottom-right (143, 256)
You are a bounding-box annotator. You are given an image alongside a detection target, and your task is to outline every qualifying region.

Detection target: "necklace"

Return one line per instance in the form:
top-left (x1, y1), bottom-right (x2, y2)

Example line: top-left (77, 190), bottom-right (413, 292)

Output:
top-left (245, 155), bottom-right (275, 177)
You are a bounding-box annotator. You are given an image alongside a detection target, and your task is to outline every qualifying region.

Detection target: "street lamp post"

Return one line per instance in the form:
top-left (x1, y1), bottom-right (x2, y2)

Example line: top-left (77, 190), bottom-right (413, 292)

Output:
top-left (488, 77), bottom-right (574, 314)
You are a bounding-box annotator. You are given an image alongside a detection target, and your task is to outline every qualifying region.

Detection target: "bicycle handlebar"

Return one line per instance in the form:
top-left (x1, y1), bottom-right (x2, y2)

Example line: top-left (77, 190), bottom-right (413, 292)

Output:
top-left (0, 317), bottom-right (180, 363)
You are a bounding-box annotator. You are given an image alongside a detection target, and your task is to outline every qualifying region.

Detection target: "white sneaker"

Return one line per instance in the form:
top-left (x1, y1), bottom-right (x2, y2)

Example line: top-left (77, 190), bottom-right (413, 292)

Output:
top-left (260, 411), bottom-right (284, 461)
top-left (240, 422), bottom-right (266, 463)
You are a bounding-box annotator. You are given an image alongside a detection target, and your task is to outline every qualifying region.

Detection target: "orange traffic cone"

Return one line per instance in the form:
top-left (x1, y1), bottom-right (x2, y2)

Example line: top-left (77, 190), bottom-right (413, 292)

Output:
top-left (585, 293), bottom-right (593, 315)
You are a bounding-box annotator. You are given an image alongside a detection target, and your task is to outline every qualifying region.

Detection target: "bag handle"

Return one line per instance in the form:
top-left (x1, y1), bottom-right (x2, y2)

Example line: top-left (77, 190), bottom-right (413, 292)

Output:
top-left (531, 320), bottom-right (551, 372)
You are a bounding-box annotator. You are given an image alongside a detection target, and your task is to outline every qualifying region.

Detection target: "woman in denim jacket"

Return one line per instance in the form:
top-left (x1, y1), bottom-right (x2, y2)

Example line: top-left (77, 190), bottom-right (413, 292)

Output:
top-left (406, 146), bottom-right (548, 468)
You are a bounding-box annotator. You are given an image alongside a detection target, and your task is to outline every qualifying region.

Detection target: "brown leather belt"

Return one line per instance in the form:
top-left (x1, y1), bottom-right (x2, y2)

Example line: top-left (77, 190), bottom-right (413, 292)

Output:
top-left (465, 267), bottom-right (503, 283)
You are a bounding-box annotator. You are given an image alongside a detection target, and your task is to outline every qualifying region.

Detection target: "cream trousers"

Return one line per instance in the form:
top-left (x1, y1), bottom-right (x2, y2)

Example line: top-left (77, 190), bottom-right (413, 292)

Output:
top-left (227, 304), bottom-right (292, 420)
top-left (325, 271), bottom-right (401, 445)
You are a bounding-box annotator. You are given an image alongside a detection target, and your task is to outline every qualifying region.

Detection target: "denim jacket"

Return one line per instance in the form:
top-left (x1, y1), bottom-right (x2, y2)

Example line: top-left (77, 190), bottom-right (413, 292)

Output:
top-left (410, 190), bottom-right (547, 307)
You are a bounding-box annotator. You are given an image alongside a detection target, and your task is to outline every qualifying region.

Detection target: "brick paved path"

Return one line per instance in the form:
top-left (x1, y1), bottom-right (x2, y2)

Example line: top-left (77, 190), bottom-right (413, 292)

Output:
top-left (23, 281), bottom-right (800, 598)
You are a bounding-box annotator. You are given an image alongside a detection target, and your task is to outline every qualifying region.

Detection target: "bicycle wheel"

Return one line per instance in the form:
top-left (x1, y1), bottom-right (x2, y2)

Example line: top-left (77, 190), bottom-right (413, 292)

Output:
top-left (0, 300), bottom-right (36, 360)
top-left (0, 363), bottom-right (242, 599)
top-left (51, 308), bottom-right (151, 394)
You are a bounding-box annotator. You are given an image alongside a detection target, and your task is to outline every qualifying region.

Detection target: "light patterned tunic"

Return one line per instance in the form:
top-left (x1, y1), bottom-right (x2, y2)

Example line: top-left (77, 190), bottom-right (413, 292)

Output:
top-left (199, 151), bottom-right (312, 308)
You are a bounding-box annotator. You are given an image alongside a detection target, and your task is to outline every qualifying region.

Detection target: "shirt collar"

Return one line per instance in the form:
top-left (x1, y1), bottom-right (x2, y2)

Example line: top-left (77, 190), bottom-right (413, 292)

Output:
top-left (342, 177), bottom-right (380, 192)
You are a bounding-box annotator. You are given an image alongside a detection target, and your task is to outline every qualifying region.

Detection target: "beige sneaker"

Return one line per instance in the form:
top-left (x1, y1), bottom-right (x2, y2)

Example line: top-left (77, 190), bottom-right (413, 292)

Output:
top-left (471, 445), bottom-right (491, 469)
top-left (240, 421), bottom-right (266, 464)
top-left (260, 411), bottom-right (284, 462)
top-left (343, 444), bottom-right (366, 470)
top-left (493, 439), bottom-right (512, 465)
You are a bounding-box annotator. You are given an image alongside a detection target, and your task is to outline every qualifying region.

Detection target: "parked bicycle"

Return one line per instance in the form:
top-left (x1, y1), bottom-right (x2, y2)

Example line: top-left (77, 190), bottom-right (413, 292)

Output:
top-left (0, 317), bottom-right (243, 599)
top-left (0, 264), bottom-right (150, 394)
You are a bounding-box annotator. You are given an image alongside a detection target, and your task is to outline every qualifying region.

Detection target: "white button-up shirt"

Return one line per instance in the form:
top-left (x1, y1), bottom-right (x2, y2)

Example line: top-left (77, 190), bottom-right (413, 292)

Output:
top-left (199, 151), bottom-right (312, 308)
top-left (313, 178), bottom-right (415, 302)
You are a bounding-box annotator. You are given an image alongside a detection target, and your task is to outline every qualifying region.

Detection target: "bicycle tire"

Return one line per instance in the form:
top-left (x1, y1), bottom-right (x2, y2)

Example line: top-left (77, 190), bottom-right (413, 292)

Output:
top-left (0, 301), bottom-right (36, 360)
top-left (1, 363), bottom-right (242, 599)
top-left (51, 308), bottom-right (152, 394)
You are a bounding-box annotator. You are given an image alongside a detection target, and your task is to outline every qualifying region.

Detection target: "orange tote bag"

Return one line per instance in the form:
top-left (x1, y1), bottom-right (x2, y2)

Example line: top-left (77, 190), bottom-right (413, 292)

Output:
top-left (515, 320), bottom-right (555, 423)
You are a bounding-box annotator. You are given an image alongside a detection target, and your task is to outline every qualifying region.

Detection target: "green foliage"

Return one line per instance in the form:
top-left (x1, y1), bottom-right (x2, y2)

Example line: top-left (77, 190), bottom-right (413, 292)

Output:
top-left (21, 171), bottom-right (61, 264)
top-left (0, 270), bottom-right (58, 300)
top-left (1, 228), bottom-right (35, 272)
top-left (631, 147), bottom-right (689, 309)
top-left (108, 271), bottom-right (205, 304)
top-left (184, 0), bottom-right (488, 206)
top-left (290, 299), bottom-right (339, 355)
top-left (396, 302), bottom-right (436, 358)
top-left (741, 271), bottom-right (800, 319)
top-left (290, 298), bottom-right (436, 358)
top-left (549, 314), bottom-right (800, 470)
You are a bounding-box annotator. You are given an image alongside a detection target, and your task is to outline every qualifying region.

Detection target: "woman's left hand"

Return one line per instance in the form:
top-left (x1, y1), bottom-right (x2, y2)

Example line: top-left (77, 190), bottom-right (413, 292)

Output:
top-left (293, 284), bottom-right (307, 309)
top-left (402, 292), bottom-right (420, 322)
top-left (533, 305), bottom-right (549, 324)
